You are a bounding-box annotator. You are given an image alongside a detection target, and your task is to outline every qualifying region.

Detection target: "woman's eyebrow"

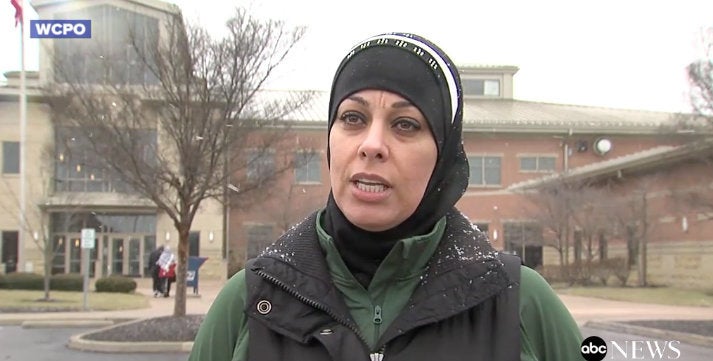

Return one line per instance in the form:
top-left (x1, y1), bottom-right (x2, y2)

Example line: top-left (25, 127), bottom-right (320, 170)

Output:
top-left (346, 95), bottom-right (415, 109)
top-left (346, 95), bottom-right (368, 106)
top-left (391, 101), bottom-right (415, 109)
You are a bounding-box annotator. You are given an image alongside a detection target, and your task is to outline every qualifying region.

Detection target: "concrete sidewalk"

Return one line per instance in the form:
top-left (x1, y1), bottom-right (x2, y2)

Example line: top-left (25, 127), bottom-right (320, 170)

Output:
top-left (561, 294), bottom-right (713, 325)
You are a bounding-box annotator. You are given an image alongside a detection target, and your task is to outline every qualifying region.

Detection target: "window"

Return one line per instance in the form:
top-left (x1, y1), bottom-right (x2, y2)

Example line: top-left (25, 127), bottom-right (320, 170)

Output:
top-left (503, 222), bottom-right (543, 269)
top-left (53, 5), bottom-right (159, 85)
top-left (462, 79), bottom-right (500, 97)
top-left (294, 151), bottom-right (321, 184)
top-left (54, 127), bottom-right (156, 193)
top-left (1, 231), bottom-right (18, 273)
top-left (468, 156), bottom-right (501, 186)
top-left (246, 225), bottom-right (273, 259)
top-left (189, 231), bottom-right (200, 257)
top-left (247, 149), bottom-right (275, 182)
top-left (519, 156), bottom-right (556, 172)
top-left (2, 141), bottom-right (19, 174)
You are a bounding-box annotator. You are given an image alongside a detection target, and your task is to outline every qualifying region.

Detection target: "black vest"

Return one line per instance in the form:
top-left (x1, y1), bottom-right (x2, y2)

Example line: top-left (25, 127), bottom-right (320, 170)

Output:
top-left (245, 210), bottom-right (521, 361)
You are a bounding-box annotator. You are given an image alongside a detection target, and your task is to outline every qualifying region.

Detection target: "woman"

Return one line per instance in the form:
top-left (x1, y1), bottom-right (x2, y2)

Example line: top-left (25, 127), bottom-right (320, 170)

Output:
top-left (189, 32), bottom-right (582, 361)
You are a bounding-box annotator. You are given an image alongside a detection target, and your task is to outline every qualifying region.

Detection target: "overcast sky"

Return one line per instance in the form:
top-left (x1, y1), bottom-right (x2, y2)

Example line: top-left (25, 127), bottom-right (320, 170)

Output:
top-left (2, 0), bottom-right (712, 112)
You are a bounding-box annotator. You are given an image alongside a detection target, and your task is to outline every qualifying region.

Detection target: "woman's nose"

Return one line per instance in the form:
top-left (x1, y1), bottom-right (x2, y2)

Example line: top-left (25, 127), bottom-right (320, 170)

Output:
top-left (358, 121), bottom-right (389, 161)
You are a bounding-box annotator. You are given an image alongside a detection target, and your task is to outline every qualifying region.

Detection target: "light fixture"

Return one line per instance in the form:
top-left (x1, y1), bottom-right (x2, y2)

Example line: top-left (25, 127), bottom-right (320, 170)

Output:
top-left (33, 231), bottom-right (39, 241)
top-left (208, 231), bottom-right (214, 242)
top-left (593, 138), bottom-right (612, 156)
top-left (165, 231), bottom-right (170, 241)
top-left (682, 217), bottom-right (689, 232)
top-left (492, 230), bottom-right (499, 240)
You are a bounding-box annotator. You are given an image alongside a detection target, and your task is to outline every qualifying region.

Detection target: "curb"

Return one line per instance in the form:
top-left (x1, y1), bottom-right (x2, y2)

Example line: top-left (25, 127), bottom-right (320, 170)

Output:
top-left (66, 318), bottom-right (194, 353)
top-left (67, 333), bottom-right (193, 353)
top-left (22, 319), bottom-right (114, 328)
top-left (0, 317), bottom-right (119, 327)
top-left (585, 321), bottom-right (713, 348)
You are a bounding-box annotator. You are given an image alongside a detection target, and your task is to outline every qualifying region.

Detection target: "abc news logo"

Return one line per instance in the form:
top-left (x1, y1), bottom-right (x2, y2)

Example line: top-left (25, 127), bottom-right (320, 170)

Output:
top-left (30, 20), bottom-right (92, 39)
top-left (581, 336), bottom-right (681, 360)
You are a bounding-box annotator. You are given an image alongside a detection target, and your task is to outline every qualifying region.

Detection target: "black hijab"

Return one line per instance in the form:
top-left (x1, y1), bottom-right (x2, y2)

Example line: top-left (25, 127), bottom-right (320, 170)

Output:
top-left (323, 33), bottom-right (469, 287)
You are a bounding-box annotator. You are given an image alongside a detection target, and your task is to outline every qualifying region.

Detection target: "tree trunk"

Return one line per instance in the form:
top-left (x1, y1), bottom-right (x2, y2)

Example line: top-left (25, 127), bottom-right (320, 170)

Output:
top-left (173, 225), bottom-right (189, 316)
top-left (43, 240), bottom-right (51, 300)
top-left (638, 195), bottom-right (648, 287)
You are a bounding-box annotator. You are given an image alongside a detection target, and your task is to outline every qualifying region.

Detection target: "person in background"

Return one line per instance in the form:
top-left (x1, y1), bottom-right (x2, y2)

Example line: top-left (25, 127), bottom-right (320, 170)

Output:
top-left (156, 245), bottom-right (175, 298)
top-left (189, 32), bottom-right (583, 361)
top-left (148, 245), bottom-right (164, 297)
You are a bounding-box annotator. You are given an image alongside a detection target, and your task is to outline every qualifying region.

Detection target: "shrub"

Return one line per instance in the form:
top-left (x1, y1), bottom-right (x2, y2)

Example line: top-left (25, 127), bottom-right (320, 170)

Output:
top-left (50, 273), bottom-right (83, 291)
top-left (538, 257), bottom-right (630, 286)
top-left (95, 275), bottom-right (137, 293)
top-left (0, 272), bottom-right (43, 290)
top-left (593, 257), bottom-right (630, 286)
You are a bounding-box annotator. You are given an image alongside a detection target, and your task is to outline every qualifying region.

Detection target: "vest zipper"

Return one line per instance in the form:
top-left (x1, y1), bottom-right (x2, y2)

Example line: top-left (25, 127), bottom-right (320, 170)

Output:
top-left (370, 346), bottom-right (386, 361)
top-left (255, 269), bottom-right (369, 346)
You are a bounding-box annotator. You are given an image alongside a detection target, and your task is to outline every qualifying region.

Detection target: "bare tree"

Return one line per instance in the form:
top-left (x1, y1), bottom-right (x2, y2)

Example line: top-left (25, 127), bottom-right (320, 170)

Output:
top-left (569, 186), bottom-right (614, 265)
top-left (44, 7), bottom-right (312, 316)
top-left (521, 178), bottom-right (580, 267)
top-left (607, 177), bottom-right (661, 287)
top-left (688, 26), bottom-right (713, 122)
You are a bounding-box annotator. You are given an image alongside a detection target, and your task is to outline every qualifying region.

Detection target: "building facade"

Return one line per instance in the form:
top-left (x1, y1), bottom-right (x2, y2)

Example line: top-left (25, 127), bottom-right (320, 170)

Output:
top-left (0, 0), bottom-right (225, 281)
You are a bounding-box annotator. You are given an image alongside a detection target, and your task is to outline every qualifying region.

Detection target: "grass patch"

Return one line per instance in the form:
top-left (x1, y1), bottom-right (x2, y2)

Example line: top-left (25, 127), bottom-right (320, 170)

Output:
top-left (0, 289), bottom-right (149, 312)
top-left (557, 286), bottom-right (713, 308)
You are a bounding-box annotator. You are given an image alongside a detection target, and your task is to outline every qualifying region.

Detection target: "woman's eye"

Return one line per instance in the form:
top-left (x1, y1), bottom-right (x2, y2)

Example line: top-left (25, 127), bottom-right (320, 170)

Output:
top-left (393, 119), bottom-right (421, 132)
top-left (338, 112), bottom-right (364, 127)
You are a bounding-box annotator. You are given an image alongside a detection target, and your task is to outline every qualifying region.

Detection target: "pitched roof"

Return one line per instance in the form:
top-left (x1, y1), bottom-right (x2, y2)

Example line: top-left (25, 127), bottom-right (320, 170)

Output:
top-left (463, 99), bottom-right (676, 134)
top-left (508, 138), bottom-right (713, 191)
top-left (282, 91), bottom-right (679, 134)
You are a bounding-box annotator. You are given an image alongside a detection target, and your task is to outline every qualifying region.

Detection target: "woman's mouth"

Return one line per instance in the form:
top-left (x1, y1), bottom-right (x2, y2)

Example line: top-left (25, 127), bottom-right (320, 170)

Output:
top-left (354, 179), bottom-right (388, 193)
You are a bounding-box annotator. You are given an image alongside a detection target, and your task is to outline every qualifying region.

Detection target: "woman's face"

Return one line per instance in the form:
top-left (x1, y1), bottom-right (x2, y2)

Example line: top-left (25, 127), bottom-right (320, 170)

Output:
top-left (329, 89), bottom-right (437, 232)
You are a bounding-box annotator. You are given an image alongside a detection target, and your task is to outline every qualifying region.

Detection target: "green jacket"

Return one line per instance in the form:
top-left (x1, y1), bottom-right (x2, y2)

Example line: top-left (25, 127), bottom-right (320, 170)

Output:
top-left (190, 212), bottom-right (582, 361)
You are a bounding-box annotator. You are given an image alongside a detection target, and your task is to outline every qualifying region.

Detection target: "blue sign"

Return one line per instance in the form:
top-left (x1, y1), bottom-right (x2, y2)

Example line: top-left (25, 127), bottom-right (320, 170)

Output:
top-left (30, 20), bottom-right (92, 38)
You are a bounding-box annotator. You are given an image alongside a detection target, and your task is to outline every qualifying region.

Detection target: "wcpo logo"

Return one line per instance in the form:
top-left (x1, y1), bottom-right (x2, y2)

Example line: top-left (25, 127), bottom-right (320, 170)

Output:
top-left (580, 336), bottom-right (682, 360)
top-left (30, 20), bottom-right (92, 38)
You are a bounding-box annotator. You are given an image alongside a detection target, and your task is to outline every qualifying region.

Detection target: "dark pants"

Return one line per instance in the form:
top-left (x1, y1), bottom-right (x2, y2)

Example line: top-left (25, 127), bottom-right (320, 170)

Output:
top-left (152, 267), bottom-right (162, 293)
top-left (161, 277), bottom-right (173, 297)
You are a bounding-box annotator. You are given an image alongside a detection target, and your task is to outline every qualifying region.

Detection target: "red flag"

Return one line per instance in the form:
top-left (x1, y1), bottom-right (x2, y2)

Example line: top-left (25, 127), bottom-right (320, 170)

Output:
top-left (10, 0), bottom-right (22, 27)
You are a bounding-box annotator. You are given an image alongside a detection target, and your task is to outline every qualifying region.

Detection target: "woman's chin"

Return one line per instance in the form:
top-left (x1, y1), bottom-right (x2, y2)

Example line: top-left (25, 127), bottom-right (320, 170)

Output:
top-left (344, 209), bottom-right (399, 232)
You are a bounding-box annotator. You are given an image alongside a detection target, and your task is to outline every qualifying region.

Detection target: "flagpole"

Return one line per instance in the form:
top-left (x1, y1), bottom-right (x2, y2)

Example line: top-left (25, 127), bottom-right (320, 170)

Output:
top-left (18, 0), bottom-right (27, 273)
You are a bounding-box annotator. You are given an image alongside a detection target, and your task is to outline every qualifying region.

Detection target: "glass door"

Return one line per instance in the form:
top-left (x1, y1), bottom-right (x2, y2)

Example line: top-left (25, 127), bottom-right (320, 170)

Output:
top-left (111, 237), bottom-right (124, 275)
top-left (69, 237), bottom-right (82, 273)
top-left (100, 235), bottom-right (109, 277)
top-left (128, 237), bottom-right (141, 276)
